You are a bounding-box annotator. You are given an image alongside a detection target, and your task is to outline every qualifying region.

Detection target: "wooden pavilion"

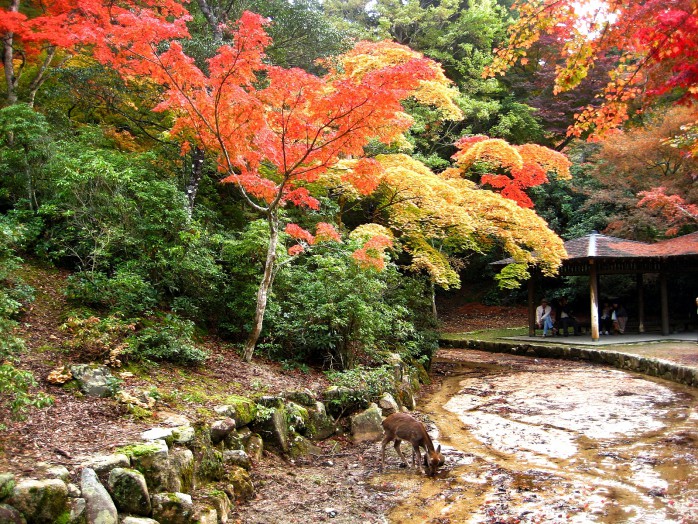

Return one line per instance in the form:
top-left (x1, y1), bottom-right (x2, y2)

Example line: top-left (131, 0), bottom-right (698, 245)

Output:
top-left (496, 231), bottom-right (698, 341)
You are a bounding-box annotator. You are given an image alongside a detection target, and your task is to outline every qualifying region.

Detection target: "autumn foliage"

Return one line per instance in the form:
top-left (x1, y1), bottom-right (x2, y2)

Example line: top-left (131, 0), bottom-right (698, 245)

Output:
top-left (326, 154), bottom-right (567, 289)
top-left (451, 135), bottom-right (571, 208)
top-left (486, 0), bottom-right (698, 140)
top-left (0, 0), bottom-right (189, 104)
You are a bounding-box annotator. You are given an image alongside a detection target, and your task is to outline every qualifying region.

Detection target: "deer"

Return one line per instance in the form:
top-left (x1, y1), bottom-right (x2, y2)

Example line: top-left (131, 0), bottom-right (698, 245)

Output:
top-left (380, 412), bottom-right (444, 476)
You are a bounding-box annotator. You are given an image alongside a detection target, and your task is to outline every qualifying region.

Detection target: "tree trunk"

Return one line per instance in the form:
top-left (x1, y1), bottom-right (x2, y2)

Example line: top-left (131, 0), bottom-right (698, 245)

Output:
top-left (2, 0), bottom-right (19, 105)
top-left (243, 211), bottom-right (279, 362)
top-left (196, 0), bottom-right (223, 43)
top-left (185, 147), bottom-right (205, 221)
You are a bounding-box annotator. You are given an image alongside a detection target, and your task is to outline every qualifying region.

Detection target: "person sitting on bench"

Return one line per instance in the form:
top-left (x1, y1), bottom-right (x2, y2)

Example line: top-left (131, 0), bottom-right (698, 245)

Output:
top-left (557, 297), bottom-right (579, 336)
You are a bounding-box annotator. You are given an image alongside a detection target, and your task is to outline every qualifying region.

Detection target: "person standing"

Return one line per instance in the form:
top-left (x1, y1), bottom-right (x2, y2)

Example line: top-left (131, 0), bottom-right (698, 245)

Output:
top-left (535, 299), bottom-right (554, 336)
top-left (612, 302), bottom-right (628, 334)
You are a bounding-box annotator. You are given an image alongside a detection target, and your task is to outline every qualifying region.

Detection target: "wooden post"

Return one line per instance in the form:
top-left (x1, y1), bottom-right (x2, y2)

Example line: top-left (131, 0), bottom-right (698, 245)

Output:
top-left (636, 273), bottom-right (645, 333)
top-left (660, 271), bottom-right (669, 335)
top-left (589, 261), bottom-right (599, 341)
top-left (528, 277), bottom-right (536, 337)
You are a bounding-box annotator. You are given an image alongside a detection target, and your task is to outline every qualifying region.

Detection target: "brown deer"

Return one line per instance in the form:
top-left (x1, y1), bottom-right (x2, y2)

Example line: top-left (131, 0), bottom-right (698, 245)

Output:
top-left (380, 412), bottom-right (444, 476)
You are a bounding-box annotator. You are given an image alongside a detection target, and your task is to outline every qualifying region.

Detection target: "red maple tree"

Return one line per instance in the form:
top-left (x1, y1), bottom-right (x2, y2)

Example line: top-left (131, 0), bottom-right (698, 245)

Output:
top-left (0, 0), bottom-right (188, 105)
top-left (105, 11), bottom-right (457, 361)
top-left (451, 135), bottom-right (571, 208)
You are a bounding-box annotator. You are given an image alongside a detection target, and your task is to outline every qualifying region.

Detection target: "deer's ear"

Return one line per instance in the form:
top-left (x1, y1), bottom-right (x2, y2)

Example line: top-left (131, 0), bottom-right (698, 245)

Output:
top-left (437, 445), bottom-right (441, 453)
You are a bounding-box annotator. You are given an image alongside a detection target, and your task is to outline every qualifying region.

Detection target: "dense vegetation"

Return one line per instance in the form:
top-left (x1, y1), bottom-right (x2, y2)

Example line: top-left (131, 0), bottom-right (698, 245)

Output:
top-left (1, 0), bottom-right (696, 415)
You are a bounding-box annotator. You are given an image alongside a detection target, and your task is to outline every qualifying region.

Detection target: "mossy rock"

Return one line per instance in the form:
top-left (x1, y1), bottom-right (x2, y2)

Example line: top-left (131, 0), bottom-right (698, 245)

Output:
top-left (283, 389), bottom-right (316, 406)
top-left (190, 424), bottom-right (225, 482)
top-left (0, 503), bottom-right (25, 524)
top-left (225, 466), bottom-right (254, 502)
top-left (8, 478), bottom-right (68, 524)
top-left (285, 402), bottom-right (309, 433)
top-left (251, 407), bottom-right (289, 453)
top-left (107, 468), bottom-right (151, 516)
top-left (305, 402), bottom-right (336, 441)
top-left (215, 395), bottom-right (258, 428)
top-left (287, 433), bottom-right (322, 459)
top-left (0, 473), bottom-right (15, 501)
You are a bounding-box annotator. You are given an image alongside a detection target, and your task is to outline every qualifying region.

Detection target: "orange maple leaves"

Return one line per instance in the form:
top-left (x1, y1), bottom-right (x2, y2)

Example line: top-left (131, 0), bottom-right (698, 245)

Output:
top-left (451, 135), bottom-right (571, 208)
top-left (486, 0), bottom-right (698, 140)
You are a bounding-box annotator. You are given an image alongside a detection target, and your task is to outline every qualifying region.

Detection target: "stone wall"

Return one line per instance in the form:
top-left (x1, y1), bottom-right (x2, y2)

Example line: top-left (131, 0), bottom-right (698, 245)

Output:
top-left (441, 338), bottom-right (698, 388)
top-left (0, 357), bottom-right (427, 524)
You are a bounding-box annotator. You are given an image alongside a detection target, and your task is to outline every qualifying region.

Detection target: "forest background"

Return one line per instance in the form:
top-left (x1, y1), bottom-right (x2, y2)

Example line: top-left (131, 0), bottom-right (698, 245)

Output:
top-left (1, 0), bottom-right (697, 417)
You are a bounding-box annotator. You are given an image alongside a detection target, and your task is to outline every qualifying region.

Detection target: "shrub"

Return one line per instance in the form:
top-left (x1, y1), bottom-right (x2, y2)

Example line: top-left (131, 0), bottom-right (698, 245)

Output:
top-left (263, 242), bottom-right (437, 369)
top-left (127, 314), bottom-right (207, 365)
top-left (0, 215), bottom-right (53, 421)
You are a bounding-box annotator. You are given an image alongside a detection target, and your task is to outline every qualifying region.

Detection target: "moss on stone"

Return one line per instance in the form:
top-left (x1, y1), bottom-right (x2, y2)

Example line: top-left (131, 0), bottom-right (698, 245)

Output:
top-left (116, 442), bottom-right (163, 457)
top-left (0, 474), bottom-right (15, 501)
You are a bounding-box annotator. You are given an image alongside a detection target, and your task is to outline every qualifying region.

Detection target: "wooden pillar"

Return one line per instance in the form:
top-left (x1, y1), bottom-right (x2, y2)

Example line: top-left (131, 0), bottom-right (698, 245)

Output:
top-left (636, 273), bottom-right (645, 333)
top-left (589, 261), bottom-right (599, 341)
top-left (528, 277), bottom-right (536, 337)
top-left (660, 271), bottom-right (669, 335)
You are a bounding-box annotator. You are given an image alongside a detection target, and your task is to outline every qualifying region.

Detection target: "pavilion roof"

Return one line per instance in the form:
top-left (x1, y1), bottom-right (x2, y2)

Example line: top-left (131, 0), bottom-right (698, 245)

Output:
top-left (564, 231), bottom-right (698, 259)
top-left (493, 231), bottom-right (698, 266)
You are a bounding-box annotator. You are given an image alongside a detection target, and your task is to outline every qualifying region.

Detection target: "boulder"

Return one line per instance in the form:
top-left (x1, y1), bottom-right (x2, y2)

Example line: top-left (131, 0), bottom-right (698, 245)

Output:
top-left (0, 473), bottom-right (15, 501)
top-left (0, 503), bottom-right (24, 524)
top-left (222, 450), bottom-right (251, 471)
top-left (70, 364), bottom-right (118, 397)
top-left (396, 384), bottom-right (416, 410)
top-left (378, 393), bottom-right (399, 416)
top-left (107, 468), bottom-right (151, 516)
top-left (140, 427), bottom-right (174, 443)
top-left (120, 518), bottom-right (160, 524)
top-left (42, 465), bottom-right (70, 482)
top-left (222, 430), bottom-right (244, 451)
top-left (224, 467), bottom-right (254, 502)
top-left (82, 454), bottom-right (130, 485)
top-left (306, 402), bottom-right (335, 441)
top-left (193, 506), bottom-right (218, 524)
top-left (282, 389), bottom-right (316, 406)
top-left (244, 434), bottom-right (264, 463)
top-left (168, 448), bottom-right (195, 493)
top-left (350, 403), bottom-right (384, 442)
top-left (285, 402), bottom-right (309, 433)
top-left (212, 396), bottom-right (257, 428)
top-left (171, 426), bottom-right (196, 446)
top-left (251, 408), bottom-right (289, 453)
top-left (288, 434), bottom-right (323, 459)
top-left (189, 425), bottom-right (225, 482)
top-left (66, 497), bottom-right (86, 524)
top-left (8, 478), bottom-right (68, 524)
top-left (322, 387), bottom-right (368, 418)
top-left (80, 467), bottom-right (117, 524)
top-left (126, 440), bottom-right (172, 493)
top-left (202, 490), bottom-right (230, 524)
top-left (210, 418), bottom-right (236, 445)
top-left (151, 492), bottom-right (194, 524)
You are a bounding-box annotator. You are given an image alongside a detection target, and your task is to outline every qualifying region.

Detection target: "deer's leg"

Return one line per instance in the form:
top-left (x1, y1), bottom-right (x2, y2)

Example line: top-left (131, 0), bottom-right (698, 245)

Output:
top-left (394, 439), bottom-right (408, 467)
top-left (413, 445), bottom-right (424, 473)
top-left (380, 436), bottom-right (392, 473)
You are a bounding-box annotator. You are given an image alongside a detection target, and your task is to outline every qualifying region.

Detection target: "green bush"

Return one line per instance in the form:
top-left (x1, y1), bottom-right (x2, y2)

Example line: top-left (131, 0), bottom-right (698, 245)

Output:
top-left (0, 215), bottom-right (53, 421)
top-left (263, 242), bottom-right (437, 369)
top-left (127, 314), bottom-right (207, 365)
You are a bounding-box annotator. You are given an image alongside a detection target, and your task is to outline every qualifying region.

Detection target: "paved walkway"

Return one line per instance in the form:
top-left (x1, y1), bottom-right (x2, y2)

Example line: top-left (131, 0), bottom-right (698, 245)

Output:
top-left (441, 330), bottom-right (698, 387)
